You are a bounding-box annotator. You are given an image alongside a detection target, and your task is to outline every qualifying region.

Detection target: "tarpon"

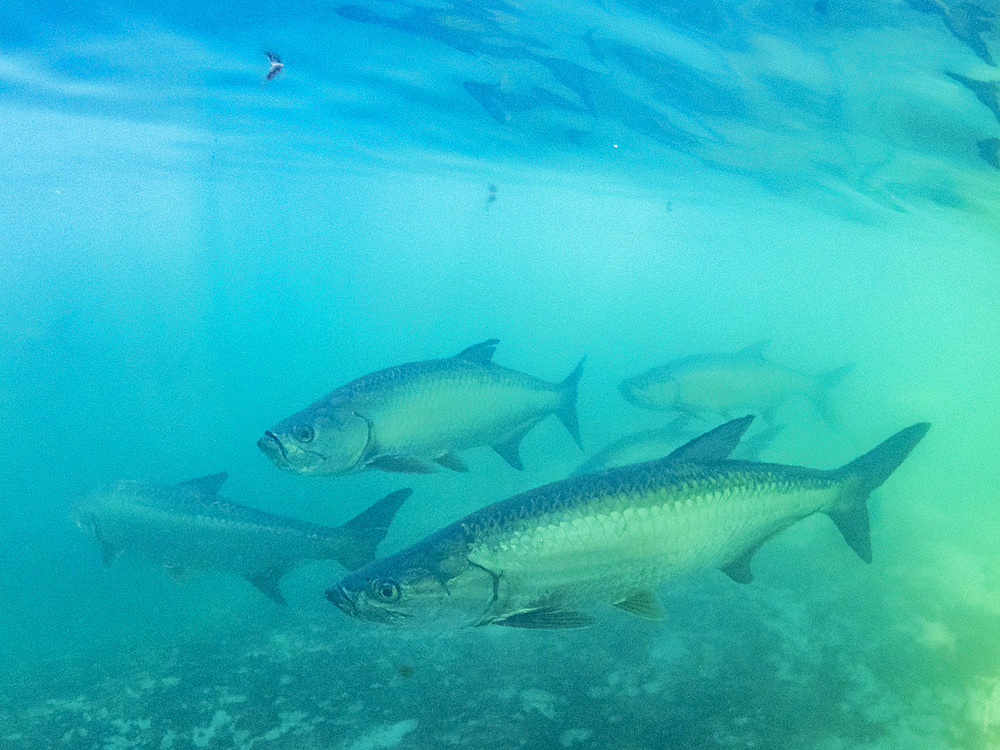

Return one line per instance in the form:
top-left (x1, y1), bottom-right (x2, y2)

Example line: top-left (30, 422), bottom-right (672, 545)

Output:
top-left (619, 340), bottom-right (853, 426)
top-left (326, 417), bottom-right (928, 629)
top-left (259, 339), bottom-right (585, 476)
top-left (75, 473), bottom-right (411, 604)
top-left (571, 417), bottom-right (785, 476)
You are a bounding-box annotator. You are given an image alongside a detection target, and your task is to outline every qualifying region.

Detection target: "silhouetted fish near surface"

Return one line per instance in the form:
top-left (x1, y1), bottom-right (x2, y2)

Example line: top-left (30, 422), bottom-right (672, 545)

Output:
top-left (259, 340), bottom-right (585, 476)
top-left (619, 340), bottom-right (853, 427)
top-left (326, 418), bottom-right (929, 629)
top-left (945, 71), bottom-right (1000, 125)
top-left (572, 417), bottom-right (786, 476)
top-left (908, 0), bottom-right (995, 66)
top-left (75, 473), bottom-right (411, 604)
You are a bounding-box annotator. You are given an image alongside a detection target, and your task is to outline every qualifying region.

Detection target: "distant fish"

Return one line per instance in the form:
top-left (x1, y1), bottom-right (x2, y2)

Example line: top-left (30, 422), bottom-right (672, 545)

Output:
top-left (572, 417), bottom-right (786, 476)
top-left (265, 51), bottom-right (284, 81)
top-left (75, 473), bottom-right (411, 604)
top-left (618, 340), bottom-right (853, 427)
top-left (327, 418), bottom-right (929, 629)
top-left (945, 71), bottom-right (1000, 126)
top-left (908, 0), bottom-right (995, 66)
top-left (259, 339), bottom-right (585, 476)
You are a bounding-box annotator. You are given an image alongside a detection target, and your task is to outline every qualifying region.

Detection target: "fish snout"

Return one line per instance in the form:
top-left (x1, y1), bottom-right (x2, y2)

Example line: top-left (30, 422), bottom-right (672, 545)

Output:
top-left (258, 431), bottom-right (286, 460)
top-left (325, 584), bottom-right (357, 616)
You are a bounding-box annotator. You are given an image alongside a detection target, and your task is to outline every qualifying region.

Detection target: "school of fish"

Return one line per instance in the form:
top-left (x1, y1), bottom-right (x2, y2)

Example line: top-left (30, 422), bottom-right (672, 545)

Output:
top-left (79, 338), bottom-right (929, 627)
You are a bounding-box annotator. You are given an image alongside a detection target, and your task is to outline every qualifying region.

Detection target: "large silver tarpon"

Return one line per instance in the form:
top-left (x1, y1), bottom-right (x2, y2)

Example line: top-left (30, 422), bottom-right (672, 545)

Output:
top-left (327, 417), bottom-right (929, 628)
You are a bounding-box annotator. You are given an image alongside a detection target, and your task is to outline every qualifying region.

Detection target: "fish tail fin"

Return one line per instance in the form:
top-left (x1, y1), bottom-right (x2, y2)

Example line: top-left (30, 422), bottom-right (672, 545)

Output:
top-left (334, 488), bottom-right (413, 569)
top-left (556, 355), bottom-right (586, 451)
top-left (826, 423), bottom-right (930, 562)
top-left (810, 362), bottom-right (855, 429)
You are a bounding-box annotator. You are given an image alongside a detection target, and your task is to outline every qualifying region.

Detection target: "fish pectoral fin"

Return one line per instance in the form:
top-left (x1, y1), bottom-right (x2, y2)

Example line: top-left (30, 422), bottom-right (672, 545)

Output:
top-left (433, 452), bottom-right (469, 472)
top-left (665, 415), bottom-right (754, 464)
top-left (368, 455), bottom-right (439, 474)
top-left (99, 539), bottom-right (120, 569)
top-left (490, 422), bottom-right (536, 470)
top-left (490, 607), bottom-right (595, 629)
top-left (176, 473), bottom-right (228, 495)
top-left (245, 568), bottom-right (288, 606)
top-left (613, 589), bottom-right (665, 620)
top-left (454, 339), bottom-right (499, 364)
top-left (720, 550), bottom-right (755, 584)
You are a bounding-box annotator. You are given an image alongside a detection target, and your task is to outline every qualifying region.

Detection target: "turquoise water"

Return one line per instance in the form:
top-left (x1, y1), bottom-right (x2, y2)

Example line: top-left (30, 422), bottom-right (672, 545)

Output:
top-left (3, 0), bottom-right (1000, 747)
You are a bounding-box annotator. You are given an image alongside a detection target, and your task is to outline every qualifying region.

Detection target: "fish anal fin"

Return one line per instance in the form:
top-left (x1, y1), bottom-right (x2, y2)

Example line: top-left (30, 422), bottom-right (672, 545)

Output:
top-left (246, 569), bottom-right (288, 606)
top-left (176, 473), bottom-right (228, 495)
top-left (720, 549), bottom-right (755, 584)
top-left (454, 339), bottom-right (499, 364)
top-left (826, 502), bottom-right (872, 564)
top-left (614, 589), bottom-right (664, 620)
top-left (434, 452), bottom-right (469, 472)
top-left (666, 415), bottom-right (755, 463)
top-left (368, 455), bottom-right (438, 474)
top-left (99, 539), bottom-right (120, 569)
top-left (491, 607), bottom-right (594, 629)
top-left (491, 422), bottom-right (536, 470)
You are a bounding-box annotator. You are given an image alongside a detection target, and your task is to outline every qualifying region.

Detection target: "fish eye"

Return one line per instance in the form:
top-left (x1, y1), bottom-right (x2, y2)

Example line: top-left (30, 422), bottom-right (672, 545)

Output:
top-left (369, 579), bottom-right (400, 603)
top-left (293, 424), bottom-right (315, 443)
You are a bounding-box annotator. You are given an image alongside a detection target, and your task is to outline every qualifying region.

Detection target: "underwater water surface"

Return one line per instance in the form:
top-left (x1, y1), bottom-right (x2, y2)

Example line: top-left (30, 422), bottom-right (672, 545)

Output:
top-left (2, 0), bottom-right (1000, 748)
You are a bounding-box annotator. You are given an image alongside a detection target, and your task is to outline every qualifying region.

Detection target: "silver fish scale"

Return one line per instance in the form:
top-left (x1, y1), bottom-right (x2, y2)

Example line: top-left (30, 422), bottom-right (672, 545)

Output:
top-left (339, 358), bottom-right (551, 401)
top-left (339, 359), bottom-right (560, 453)
top-left (462, 460), bottom-right (842, 608)
top-left (110, 482), bottom-right (341, 542)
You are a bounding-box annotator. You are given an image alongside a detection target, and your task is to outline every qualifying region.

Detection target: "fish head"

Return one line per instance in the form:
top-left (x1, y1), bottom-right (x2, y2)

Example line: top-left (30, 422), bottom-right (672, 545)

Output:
top-left (258, 398), bottom-right (370, 476)
top-left (326, 536), bottom-right (496, 627)
top-left (619, 371), bottom-right (678, 411)
top-left (70, 480), bottom-right (130, 535)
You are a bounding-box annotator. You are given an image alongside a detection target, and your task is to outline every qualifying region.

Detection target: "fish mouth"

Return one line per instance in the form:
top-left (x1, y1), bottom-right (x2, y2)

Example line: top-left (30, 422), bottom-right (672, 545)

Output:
top-left (258, 431), bottom-right (289, 465)
top-left (326, 584), bottom-right (359, 616)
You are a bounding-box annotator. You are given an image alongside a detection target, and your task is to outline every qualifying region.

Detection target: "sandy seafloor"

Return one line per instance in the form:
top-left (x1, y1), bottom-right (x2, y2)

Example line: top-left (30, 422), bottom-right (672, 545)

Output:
top-left (3, 566), bottom-right (998, 750)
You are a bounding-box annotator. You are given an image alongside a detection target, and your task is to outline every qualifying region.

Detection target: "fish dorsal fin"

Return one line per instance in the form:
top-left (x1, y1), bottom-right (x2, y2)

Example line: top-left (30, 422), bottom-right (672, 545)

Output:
top-left (736, 339), bottom-right (772, 360)
top-left (490, 421), bottom-right (537, 470)
top-left (454, 339), bottom-right (499, 364)
top-left (666, 415), bottom-right (755, 463)
top-left (490, 607), bottom-right (595, 629)
top-left (614, 589), bottom-right (665, 620)
top-left (176, 473), bottom-right (228, 495)
top-left (245, 567), bottom-right (288, 606)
